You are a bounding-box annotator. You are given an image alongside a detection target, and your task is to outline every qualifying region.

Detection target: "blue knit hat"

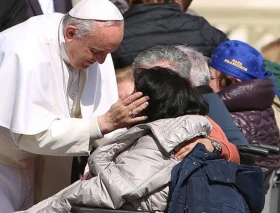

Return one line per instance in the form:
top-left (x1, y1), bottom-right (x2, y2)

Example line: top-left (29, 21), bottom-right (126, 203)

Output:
top-left (210, 40), bottom-right (269, 80)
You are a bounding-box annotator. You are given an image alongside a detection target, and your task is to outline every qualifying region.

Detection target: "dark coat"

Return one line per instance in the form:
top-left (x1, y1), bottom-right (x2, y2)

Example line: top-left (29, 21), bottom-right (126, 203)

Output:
top-left (0, 0), bottom-right (28, 32)
top-left (168, 144), bottom-right (265, 213)
top-left (26, 0), bottom-right (72, 17)
top-left (218, 79), bottom-right (280, 170)
top-left (200, 87), bottom-right (248, 146)
top-left (168, 143), bottom-right (265, 213)
top-left (112, 2), bottom-right (228, 69)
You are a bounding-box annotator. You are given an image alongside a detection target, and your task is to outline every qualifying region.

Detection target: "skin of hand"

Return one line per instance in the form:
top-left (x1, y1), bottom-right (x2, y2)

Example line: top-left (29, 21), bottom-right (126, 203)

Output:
top-left (174, 137), bottom-right (214, 160)
top-left (98, 92), bottom-right (149, 134)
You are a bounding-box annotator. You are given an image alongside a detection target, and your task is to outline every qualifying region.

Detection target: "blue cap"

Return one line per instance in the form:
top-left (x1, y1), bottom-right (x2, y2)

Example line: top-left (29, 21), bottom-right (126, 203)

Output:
top-left (210, 40), bottom-right (269, 81)
top-left (210, 40), bottom-right (279, 95)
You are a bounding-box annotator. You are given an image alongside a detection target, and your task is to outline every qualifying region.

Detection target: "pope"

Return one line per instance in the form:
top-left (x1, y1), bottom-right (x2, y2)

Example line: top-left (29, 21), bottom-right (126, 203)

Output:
top-left (0, 0), bottom-right (149, 211)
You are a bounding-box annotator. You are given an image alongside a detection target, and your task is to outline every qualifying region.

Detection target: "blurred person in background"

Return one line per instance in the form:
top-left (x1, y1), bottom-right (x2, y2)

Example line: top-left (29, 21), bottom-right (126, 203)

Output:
top-left (209, 40), bottom-right (280, 213)
top-left (116, 66), bottom-right (134, 100)
top-left (262, 39), bottom-right (280, 131)
top-left (112, 0), bottom-right (228, 70)
top-left (0, 0), bottom-right (28, 32)
top-left (262, 38), bottom-right (280, 64)
top-left (26, 0), bottom-right (72, 17)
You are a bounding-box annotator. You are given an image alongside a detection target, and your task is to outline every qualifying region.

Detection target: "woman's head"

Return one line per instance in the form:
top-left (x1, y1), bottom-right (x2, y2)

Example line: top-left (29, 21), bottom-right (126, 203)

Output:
top-left (116, 66), bottom-right (134, 99)
top-left (209, 40), bottom-right (269, 92)
top-left (134, 66), bottom-right (208, 123)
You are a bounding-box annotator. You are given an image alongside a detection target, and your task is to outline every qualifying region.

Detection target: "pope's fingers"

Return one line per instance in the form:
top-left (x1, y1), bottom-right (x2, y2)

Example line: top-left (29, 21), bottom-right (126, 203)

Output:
top-left (129, 101), bottom-right (149, 116)
top-left (128, 96), bottom-right (150, 110)
top-left (130, 115), bottom-right (148, 124)
top-left (123, 92), bottom-right (144, 106)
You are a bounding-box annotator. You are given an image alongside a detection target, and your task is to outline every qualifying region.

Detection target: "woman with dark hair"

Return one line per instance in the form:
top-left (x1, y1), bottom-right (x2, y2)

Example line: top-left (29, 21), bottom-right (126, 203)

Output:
top-left (134, 67), bottom-right (208, 122)
top-left (26, 67), bottom-right (239, 212)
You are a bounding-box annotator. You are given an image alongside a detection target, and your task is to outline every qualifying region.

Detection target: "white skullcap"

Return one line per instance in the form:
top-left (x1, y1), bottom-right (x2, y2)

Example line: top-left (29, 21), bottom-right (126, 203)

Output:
top-left (69, 0), bottom-right (123, 20)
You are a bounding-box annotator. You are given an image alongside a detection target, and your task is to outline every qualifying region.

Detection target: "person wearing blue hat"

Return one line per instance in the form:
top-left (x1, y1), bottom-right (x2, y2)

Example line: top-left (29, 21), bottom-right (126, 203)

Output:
top-left (209, 40), bottom-right (278, 92)
top-left (209, 40), bottom-right (280, 213)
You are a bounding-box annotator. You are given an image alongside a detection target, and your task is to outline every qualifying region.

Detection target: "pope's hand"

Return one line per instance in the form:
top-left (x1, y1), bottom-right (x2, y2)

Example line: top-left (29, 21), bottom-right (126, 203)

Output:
top-left (174, 137), bottom-right (214, 160)
top-left (97, 92), bottom-right (149, 134)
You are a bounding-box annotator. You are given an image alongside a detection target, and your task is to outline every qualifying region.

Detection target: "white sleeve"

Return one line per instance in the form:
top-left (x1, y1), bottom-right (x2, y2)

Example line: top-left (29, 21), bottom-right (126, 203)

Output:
top-left (12, 118), bottom-right (103, 156)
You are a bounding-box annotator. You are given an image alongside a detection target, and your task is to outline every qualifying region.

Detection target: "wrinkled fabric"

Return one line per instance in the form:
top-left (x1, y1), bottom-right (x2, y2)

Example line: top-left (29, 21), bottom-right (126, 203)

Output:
top-left (169, 144), bottom-right (265, 213)
top-left (218, 79), bottom-right (280, 170)
top-left (112, 2), bottom-right (228, 69)
top-left (203, 92), bottom-right (248, 146)
top-left (25, 115), bottom-right (212, 212)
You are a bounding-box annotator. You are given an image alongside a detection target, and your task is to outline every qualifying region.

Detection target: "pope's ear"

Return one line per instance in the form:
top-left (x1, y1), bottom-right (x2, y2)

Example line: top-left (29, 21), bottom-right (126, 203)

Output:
top-left (65, 25), bottom-right (77, 42)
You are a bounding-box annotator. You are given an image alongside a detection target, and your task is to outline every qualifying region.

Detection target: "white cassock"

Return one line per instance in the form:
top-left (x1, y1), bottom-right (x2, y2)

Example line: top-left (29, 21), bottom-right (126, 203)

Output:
top-left (0, 11), bottom-right (120, 211)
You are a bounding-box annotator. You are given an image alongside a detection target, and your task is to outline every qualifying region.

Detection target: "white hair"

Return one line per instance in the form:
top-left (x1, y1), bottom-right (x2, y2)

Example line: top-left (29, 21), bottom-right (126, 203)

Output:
top-left (62, 13), bottom-right (124, 38)
top-left (132, 45), bottom-right (192, 79)
top-left (177, 45), bottom-right (210, 86)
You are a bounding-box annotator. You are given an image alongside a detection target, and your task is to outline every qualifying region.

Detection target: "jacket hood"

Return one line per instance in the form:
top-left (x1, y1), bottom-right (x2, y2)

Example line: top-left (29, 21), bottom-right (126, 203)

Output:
top-left (218, 78), bottom-right (275, 111)
top-left (128, 115), bottom-right (212, 153)
top-left (95, 115), bottom-right (212, 155)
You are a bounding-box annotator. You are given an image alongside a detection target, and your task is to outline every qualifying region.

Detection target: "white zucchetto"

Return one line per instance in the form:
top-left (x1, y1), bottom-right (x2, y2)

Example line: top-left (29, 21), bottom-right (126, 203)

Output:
top-left (69, 0), bottom-right (123, 20)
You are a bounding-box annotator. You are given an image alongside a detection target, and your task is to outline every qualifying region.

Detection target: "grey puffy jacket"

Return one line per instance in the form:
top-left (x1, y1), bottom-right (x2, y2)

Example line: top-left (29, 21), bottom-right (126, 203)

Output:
top-left (26, 115), bottom-right (211, 213)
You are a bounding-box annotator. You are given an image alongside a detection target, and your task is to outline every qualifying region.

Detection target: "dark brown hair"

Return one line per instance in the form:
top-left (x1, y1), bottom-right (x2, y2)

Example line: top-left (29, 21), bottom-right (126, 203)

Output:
top-left (218, 72), bottom-right (240, 90)
top-left (134, 66), bottom-right (208, 123)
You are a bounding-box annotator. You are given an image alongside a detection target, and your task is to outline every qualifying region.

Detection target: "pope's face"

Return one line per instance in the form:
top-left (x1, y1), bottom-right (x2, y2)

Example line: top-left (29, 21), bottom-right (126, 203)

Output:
top-left (65, 22), bottom-right (123, 69)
